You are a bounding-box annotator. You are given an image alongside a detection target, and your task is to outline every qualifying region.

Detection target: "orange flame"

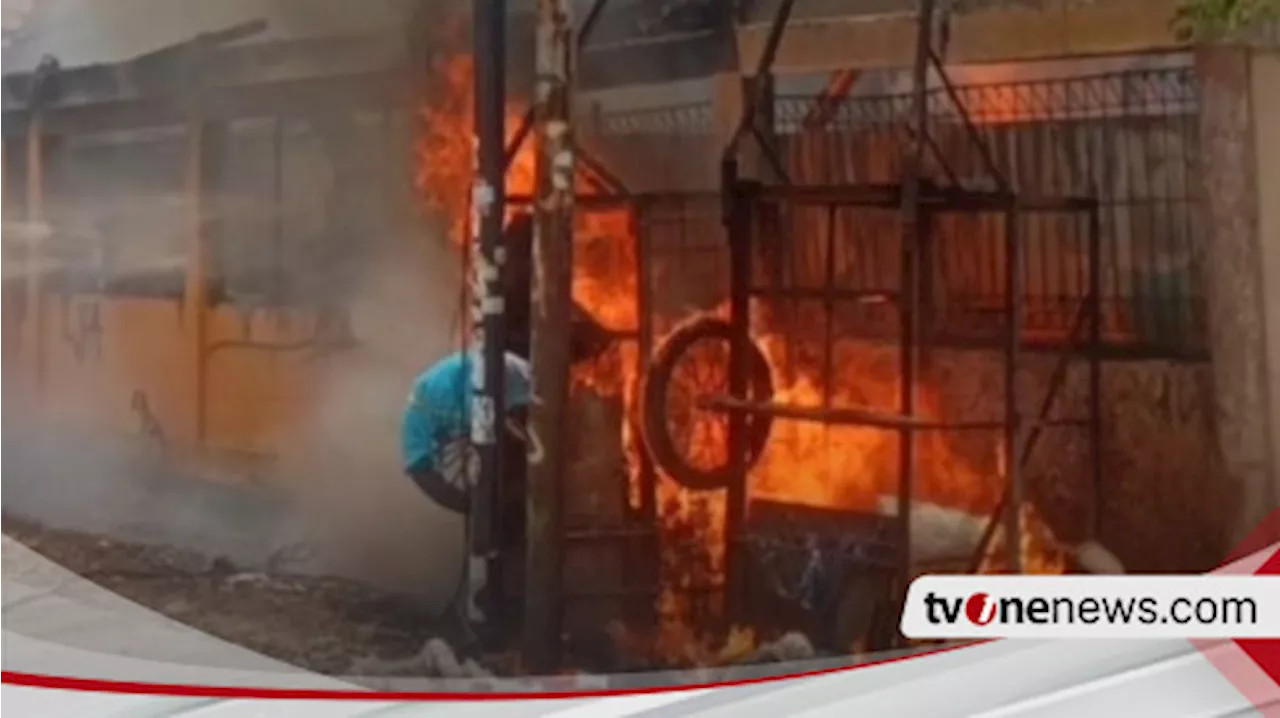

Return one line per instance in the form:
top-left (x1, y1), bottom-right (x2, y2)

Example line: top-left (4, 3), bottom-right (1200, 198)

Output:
top-left (415, 52), bottom-right (1064, 666)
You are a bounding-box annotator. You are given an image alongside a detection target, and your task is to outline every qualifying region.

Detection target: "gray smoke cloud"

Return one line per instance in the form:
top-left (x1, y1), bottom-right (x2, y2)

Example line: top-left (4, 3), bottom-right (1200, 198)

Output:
top-left (2, 0), bottom-right (477, 609)
top-left (3, 0), bottom-right (419, 70)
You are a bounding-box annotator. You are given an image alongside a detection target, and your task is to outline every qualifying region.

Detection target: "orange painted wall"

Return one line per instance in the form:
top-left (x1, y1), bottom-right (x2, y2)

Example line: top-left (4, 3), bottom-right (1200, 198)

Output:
top-left (2, 289), bottom-right (325, 477)
top-left (50, 296), bottom-right (188, 435)
top-left (203, 306), bottom-right (326, 460)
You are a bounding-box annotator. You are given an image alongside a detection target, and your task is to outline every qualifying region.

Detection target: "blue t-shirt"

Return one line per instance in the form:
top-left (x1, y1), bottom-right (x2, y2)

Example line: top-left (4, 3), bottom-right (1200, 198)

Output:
top-left (401, 351), bottom-right (535, 473)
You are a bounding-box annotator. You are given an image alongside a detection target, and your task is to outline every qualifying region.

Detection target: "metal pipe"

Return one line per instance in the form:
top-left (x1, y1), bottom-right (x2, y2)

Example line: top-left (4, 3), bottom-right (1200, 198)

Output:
top-left (525, 0), bottom-right (575, 672)
top-left (896, 0), bottom-right (936, 630)
top-left (927, 49), bottom-right (1008, 192)
top-left (1088, 205), bottom-right (1104, 540)
top-left (967, 299), bottom-right (1090, 573)
top-left (723, 157), bottom-right (751, 623)
top-left (468, 0), bottom-right (508, 631)
top-left (504, 188), bottom-right (1097, 212)
top-left (1003, 207), bottom-right (1024, 574)
top-left (501, 0), bottom-right (612, 174)
top-left (578, 0), bottom-right (610, 48)
top-left (634, 200), bottom-right (658, 521)
top-left (577, 144), bottom-right (630, 197)
top-left (702, 395), bottom-right (1088, 432)
top-left (722, 0), bottom-right (796, 163)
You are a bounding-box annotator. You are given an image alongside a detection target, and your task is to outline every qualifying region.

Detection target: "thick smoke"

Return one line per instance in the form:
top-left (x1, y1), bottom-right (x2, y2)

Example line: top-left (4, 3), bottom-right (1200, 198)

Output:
top-left (270, 224), bottom-right (469, 601)
top-left (2, 0), bottom-right (475, 608)
top-left (3, 0), bottom-right (419, 70)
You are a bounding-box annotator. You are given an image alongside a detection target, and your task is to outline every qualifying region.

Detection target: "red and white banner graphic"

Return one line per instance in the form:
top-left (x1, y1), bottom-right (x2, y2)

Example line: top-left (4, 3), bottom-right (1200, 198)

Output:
top-left (902, 575), bottom-right (1280, 639)
top-left (4, 512), bottom-right (1279, 715)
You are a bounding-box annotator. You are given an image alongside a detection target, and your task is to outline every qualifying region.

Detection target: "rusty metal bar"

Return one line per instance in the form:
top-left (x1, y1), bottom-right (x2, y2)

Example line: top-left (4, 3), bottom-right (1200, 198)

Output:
top-left (506, 192), bottom-right (631, 208)
top-left (525, 0), bottom-right (575, 672)
top-left (578, 0), bottom-right (610, 47)
top-left (967, 299), bottom-right (1091, 573)
top-left (504, 187), bottom-right (1097, 212)
top-left (634, 200), bottom-right (658, 524)
top-left (737, 181), bottom-right (1095, 209)
top-left (1088, 204), bottom-right (1104, 540)
top-left (563, 526), bottom-right (656, 541)
top-left (896, 0), bottom-right (936, 621)
top-left (1003, 207), bottom-right (1024, 574)
top-left (927, 48), bottom-right (1008, 192)
top-left (702, 395), bottom-right (1088, 432)
top-left (722, 0), bottom-right (796, 162)
top-left (747, 286), bottom-right (895, 302)
top-left (723, 158), bottom-right (752, 623)
top-left (502, 0), bottom-right (613, 173)
top-left (631, 200), bottom-right (659, 628)
top-left (919, 128), bottom-right (962, 189)
top-left (560, 586), bottom-right (663, 600)
top-left (577, 144), bottom-right (630, 197)
top-left (749, 123), bottom-right (792, 185)
top-left (747, 183), bottom-right (1094, 210)
top-left (504, 110), bottom-right (535, 171)
top-left (823, 204), bottom-right (837, 413)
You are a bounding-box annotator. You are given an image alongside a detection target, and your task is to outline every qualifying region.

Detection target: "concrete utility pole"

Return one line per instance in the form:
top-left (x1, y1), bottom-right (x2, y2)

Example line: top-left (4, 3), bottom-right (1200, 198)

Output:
top-left (525, 0), bottom-right (575, 672)
top-left (468, 0), bottom-right (507, 628)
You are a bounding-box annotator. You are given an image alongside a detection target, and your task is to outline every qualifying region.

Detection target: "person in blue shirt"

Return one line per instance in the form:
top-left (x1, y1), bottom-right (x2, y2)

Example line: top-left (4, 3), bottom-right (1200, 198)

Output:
top-left (402, 350), bottom-right (540, 514)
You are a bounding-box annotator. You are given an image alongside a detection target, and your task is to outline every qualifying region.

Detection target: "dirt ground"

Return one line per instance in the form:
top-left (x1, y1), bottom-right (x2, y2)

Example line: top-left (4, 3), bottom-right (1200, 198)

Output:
top-left (3, 514), bottom-right (448, 676)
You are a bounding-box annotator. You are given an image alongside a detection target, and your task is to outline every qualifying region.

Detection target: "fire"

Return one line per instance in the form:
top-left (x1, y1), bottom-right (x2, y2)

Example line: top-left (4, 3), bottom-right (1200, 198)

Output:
top-left (415, 54), bottom-right (638, 351)
top-left (640, 303), bottom-right (1070, 659)
top-left (416, 50), bottom-right (1065, 667)
top-left (415, 53), bottom-right (535, 245)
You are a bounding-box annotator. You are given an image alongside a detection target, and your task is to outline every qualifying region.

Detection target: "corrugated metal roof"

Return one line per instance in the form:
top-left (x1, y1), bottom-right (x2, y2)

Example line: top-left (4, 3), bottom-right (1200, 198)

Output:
top-left (1, 0), bottom-right (423, 73)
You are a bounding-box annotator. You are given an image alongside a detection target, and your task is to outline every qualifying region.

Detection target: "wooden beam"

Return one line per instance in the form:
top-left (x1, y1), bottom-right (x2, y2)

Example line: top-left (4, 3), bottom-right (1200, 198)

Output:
top-left (737, 0), bottom-right (1188, 74)
top-left (2, 70), bottom-right (406, 138)
top-left (526, 0), bottom-right (575, 672)
top-left (2, 34), bottom-right (406, 114)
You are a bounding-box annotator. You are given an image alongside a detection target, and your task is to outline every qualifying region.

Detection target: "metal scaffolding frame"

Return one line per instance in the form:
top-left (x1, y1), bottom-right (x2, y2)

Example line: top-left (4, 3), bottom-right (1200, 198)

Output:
top-left (508, 0), bottom-right (1111, 664)
top-left (711, 0), bottom-right (1104, 621)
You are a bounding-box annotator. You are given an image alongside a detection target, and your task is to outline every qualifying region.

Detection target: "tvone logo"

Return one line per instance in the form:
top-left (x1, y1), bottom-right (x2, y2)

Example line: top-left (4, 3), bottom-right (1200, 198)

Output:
top-left (965, 592), bottom-right (997, 626)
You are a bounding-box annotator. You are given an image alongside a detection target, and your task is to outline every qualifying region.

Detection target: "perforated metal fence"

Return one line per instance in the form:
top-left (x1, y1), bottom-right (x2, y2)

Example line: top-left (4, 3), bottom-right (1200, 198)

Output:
top-left (773, 67), bottom-right (1204, 357)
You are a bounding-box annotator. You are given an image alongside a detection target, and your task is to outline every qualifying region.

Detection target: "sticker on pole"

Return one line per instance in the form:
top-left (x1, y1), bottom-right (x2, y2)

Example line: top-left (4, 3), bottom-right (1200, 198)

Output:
top-left (471, 395), bottom-right (496, 445)
top-left (472, 180), bottom-right (496, 218)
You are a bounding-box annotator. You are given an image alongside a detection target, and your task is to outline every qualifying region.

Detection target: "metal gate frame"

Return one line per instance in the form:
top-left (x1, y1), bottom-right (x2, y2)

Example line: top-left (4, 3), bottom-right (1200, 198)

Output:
top-left (507, 0), bottom-right (1127, 664)
top-left (705, 0), bottom-right (1107, 635)
top-left (715, 170), bottom-right (1105, 621)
